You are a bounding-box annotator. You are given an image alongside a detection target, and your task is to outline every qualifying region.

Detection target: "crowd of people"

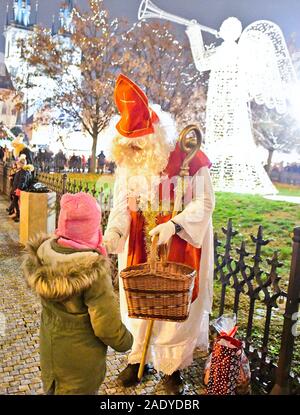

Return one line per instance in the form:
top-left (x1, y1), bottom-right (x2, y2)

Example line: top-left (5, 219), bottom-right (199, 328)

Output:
top-left (1, 143), bottom-right (116, 175)
top-left (33, 148), bottom-right (116, 174)
top-left (270, 162), bottom-right (300, 185)
top-left (271, 162), bottom-right (300, 174)
top-left (1, 134), bottom-right (116, 223)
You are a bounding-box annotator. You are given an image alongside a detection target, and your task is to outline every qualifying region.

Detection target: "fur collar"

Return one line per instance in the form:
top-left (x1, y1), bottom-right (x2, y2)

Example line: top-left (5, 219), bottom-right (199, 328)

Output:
top-left (22, 234), bottom-right (110, 301)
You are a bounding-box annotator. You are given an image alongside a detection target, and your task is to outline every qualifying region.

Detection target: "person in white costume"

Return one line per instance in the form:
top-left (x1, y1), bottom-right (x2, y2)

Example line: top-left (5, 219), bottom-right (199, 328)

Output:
top-left (104, 74), bottom-right (215, 394)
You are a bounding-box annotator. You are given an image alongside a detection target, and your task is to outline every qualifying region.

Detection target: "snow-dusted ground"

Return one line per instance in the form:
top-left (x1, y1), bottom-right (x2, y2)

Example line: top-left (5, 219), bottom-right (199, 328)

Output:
top-left (264, 195), bottom-right (300, 204)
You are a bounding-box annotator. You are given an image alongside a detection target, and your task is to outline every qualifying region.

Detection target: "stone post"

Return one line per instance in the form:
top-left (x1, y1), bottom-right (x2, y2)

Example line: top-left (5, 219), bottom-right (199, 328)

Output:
top-left (19, 191), bottom-right (56, 245)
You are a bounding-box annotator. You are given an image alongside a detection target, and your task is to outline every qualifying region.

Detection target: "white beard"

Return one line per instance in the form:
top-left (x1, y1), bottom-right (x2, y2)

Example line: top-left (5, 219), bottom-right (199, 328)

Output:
top-left (125, 166), bottom-right (166, 212)
top-left (112, 124), bottom-right (174, 209)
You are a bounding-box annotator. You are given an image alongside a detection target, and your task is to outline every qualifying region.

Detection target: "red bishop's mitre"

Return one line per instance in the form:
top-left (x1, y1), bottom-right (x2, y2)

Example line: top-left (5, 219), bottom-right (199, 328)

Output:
top-left (114, 74), bottom-right (159, 138)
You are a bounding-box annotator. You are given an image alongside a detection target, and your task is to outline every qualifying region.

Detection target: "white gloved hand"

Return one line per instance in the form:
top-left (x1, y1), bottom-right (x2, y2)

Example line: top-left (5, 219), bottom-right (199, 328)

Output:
top-left (103, 229), bottom-right (122, 254)
top-left (149, 221), bottom-right (176, 245)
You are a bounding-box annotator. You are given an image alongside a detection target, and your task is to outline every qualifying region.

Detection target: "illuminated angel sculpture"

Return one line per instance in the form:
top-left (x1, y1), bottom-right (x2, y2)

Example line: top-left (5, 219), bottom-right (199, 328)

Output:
top-left (138, 1), bottom-right (297, 194)
top-left (185, 17), bottom-right (297, 194)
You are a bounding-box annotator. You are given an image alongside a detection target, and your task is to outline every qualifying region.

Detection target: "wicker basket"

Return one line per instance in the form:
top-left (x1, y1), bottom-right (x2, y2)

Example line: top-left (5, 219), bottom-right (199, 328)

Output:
top-left (120, 238), bottom-right (196, 322)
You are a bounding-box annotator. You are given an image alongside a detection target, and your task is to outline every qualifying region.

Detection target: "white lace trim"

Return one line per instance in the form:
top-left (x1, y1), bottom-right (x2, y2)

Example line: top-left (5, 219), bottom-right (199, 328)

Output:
top-left (128, 334), bottom-right (209, 375)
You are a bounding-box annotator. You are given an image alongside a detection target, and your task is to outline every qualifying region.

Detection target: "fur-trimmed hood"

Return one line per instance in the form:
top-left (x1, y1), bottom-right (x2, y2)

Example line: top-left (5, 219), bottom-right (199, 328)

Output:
top-left (22, 234), bottom-right (110, 301)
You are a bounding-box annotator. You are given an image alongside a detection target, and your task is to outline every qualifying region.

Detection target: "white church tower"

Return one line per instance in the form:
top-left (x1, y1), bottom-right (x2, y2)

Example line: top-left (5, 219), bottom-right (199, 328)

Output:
top-left (2, 0), bottom-right (82, 150)
top-left (4, 1), bottom-right (37, 79)
top-left (14, 0), bottom-right (31, 27)
top-left (3, 1), bottom-right (55, 125)
top-left (59, 0), bottom-right (74, 34)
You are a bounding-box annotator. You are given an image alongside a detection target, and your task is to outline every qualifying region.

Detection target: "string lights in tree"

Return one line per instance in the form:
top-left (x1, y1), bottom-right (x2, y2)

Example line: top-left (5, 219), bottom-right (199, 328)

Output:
top-left (19, 0), bottom-right (130, 173)
top-left (18, 0), bottom-right (201, 167)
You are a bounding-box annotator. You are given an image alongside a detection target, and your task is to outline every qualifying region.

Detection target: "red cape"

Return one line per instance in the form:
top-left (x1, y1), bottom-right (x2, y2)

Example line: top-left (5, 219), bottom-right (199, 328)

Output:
top-left (164, 142), bottom-right (211, 178)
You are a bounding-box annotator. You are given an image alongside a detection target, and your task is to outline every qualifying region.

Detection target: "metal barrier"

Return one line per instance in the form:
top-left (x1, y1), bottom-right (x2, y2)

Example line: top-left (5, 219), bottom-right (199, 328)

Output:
top-left (214, 220), bottom-right (300, 394)
top-left (0, 162), bottom-right (12, 196)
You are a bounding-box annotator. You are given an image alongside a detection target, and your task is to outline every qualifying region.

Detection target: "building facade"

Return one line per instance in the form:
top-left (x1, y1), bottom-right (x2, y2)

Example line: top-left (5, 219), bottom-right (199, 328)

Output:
top-left (0, 59), bottom-right (19, 129)
top-left (4, 0), bottom-right (74, 141)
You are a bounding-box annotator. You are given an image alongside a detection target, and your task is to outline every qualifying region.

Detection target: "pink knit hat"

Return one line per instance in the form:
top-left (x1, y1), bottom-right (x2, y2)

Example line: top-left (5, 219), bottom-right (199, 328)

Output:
top-left (55, 192), bottom-right (107, 256)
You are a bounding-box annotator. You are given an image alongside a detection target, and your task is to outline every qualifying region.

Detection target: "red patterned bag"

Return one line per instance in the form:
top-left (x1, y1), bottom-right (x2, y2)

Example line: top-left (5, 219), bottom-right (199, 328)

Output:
top-left (204, 315), bottom-right (251, 395)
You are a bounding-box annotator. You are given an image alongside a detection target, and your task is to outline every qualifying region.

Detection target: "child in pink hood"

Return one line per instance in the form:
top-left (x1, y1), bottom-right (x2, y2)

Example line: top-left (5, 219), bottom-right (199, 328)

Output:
top-left (22, 192), bottom-right (133, 395)
top-left (55, 192), bottom-right (107, 255)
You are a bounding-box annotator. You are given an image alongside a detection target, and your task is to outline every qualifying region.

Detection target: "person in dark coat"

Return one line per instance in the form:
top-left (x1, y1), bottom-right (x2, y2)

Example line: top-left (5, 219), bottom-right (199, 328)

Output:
top-left (11, 157), bottom-right (34, 222)
top-left (19, 146), bottom-right (34, 165)
top-left (81, 154), bottom-right (86, 172)
top-left (87, 156), bottom-right (92, 172)
top-left (97, 151), bottom-right (106, 174)
top-left (35, 149), bottom-right (44, 171)
top-left (54, 150), bottom-right (67, 172)
top-left (69, 153), bottom-right (77, 172)
top-left (6, 162), bottom-right (18, 215)
top-left (76, 155), bottom-right (82, 172)
top-left (42, 148), bottom-right (54, 172)
top-left (107, 161), bottom-right (116, 174)
top-left (22, 193), bottom-right (133, 395)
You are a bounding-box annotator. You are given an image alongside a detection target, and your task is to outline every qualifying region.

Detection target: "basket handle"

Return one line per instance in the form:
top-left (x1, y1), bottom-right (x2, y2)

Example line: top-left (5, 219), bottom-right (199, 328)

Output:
top-left (150, 235), bottom-right (168, 273)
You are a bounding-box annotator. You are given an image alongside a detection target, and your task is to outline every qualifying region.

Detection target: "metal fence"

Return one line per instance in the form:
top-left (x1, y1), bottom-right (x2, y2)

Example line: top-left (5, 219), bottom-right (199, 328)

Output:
top-left (36, 171), bottom-right (113, 228)
top-left (0, 162), bottom-right (12, 195)
top-left (214, 220), bottom-right (300, 394)
top-left (1, 163), bottom-right (299, 395)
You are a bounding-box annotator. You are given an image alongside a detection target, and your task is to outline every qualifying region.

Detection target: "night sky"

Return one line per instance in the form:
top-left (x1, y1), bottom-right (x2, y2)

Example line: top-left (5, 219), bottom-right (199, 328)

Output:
top-left (0, 0), bottom-right (300, 53)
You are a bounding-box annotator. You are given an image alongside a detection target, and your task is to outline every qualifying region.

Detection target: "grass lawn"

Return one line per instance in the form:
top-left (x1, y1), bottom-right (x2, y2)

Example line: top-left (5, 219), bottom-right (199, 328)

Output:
top-left (275, 182), bottom-right (300, 197)
top-left (214, 191), bottom-right (299, 280)
top-left (212, 192), bottom-right (299, 373)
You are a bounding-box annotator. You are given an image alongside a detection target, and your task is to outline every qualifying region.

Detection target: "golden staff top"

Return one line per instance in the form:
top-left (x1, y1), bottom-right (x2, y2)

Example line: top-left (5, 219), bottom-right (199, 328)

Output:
top-left (178, 125), bottom-right (202, 177)
top-left (172, 124), bottom-right (203, 216)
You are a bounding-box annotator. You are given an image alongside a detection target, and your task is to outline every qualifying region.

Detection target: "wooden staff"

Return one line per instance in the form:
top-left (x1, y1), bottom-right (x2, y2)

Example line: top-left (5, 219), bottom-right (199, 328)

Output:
top-left (137, 125), bottom-right (202, 381)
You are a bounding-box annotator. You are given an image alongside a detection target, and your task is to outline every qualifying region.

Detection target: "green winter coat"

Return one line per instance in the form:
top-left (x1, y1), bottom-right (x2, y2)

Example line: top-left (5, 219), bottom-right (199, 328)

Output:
top-left (22, 235), bottom-right (133, 395)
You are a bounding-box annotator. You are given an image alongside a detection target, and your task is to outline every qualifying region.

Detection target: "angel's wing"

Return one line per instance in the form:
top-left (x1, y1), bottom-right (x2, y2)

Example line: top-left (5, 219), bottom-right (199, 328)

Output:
top-left (238, 20), bottom-right (297, 114)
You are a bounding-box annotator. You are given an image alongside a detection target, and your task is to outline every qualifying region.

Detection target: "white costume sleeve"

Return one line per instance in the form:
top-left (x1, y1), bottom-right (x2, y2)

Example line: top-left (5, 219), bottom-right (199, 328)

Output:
top-left (173, 167), bottom-right (215, 248)
top-left (105, 168), bottom-right (131, 254)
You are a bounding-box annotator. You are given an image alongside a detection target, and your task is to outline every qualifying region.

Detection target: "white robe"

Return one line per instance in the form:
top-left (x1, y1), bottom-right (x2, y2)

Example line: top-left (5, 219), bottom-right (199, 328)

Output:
top-left (105, 166), bottom-right (215, 375)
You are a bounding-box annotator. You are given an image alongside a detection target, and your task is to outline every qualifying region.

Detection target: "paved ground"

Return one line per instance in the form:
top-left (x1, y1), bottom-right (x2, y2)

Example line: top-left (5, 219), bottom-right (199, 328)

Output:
top-left (0, 193), bottom-right (206, 395)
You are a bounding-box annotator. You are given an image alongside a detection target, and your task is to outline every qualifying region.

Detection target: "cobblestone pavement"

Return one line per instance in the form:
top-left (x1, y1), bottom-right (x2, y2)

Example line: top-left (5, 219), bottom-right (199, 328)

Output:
top-left (0, 194), bottom-right (206, 395)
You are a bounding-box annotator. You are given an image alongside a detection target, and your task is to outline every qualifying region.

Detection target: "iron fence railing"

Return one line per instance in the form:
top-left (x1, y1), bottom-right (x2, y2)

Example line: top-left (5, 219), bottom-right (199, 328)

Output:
top-left (1, 164), bottom-right (299, 395)
top-left (213, 220), bottom-right (300, 394)
top-left (0, 161), bottom-right (12, 195)
top-left (36, 171), bottom-right (113, 228)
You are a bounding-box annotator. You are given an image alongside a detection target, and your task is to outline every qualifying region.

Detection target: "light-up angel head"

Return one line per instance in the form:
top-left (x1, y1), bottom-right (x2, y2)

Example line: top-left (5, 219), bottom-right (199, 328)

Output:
top-left (219, 17), bottom-right (243, 42)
